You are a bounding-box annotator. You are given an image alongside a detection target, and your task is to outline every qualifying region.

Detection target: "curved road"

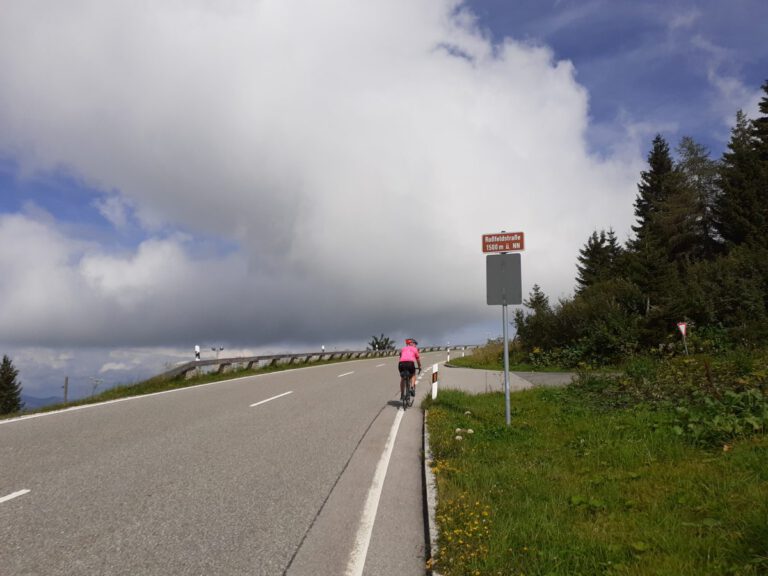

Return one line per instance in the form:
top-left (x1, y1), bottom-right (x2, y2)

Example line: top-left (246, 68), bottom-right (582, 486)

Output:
top-left (1, 352), bottom-right (447, 575)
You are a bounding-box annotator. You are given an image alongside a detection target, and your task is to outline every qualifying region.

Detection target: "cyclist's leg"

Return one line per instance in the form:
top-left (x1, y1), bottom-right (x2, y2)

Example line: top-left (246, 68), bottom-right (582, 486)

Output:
top-left (400, 362), bottom-right (413, 394)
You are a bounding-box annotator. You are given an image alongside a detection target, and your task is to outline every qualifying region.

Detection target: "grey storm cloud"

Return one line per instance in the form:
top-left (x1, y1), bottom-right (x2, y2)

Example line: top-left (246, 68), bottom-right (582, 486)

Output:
top-left (0, 0), bottom-right (641, 350)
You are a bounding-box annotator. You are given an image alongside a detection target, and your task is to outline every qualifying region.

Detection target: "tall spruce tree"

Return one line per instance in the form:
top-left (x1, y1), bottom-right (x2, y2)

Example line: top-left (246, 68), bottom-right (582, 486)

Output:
top-left (631, 134), bottom-right (674, 245)
top-left (627, 135), bottom-right (679, 316)
top-left (755, 80), bottom-right (768, 162)
top-left (654, 179), bottom-right (699, 267)
top-left (705, 88), bottom-right (768, 342)
top-left (715, 109), bottom-right (765, 248)
top-left (0, 355), bottom-right (23, 415)
top-left (672, 136), bottom-right (721, 260)
top-left (752, 81), bottom-right (768, 240)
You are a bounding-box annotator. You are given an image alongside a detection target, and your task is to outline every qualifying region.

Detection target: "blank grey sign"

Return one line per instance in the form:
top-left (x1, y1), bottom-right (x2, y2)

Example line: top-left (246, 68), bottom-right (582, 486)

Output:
top-left (486, 253), bottom-right (522, 305)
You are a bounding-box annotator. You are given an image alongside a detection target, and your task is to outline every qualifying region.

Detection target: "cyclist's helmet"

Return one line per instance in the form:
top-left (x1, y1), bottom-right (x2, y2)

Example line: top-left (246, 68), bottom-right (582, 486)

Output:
top-left (406, 338), bottom-right (418, 346)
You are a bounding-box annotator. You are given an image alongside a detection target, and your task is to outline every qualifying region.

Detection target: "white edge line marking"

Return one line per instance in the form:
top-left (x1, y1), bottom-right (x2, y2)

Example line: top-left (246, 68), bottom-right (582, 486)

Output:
top-left (338, 371), bottom-right (354, 378)
top-left (250, 391), bottom-right (293, 408)
top-left (346, 408), bottom-right (404, 576)
top-left (0, 489), bottom-right (30, 504)
top-left (375, 363), bottom-right (385, 367)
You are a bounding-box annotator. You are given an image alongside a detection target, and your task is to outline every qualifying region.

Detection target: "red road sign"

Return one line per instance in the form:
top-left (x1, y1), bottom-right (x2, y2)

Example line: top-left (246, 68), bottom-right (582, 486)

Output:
top-left (482, 232), bottom-right (524, 253)
top-left (677, 322), bottom-right (687, 337)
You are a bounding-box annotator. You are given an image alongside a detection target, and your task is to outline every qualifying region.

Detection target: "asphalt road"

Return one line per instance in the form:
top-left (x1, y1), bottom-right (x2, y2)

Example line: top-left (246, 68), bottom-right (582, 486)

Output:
top-left (439, 365), bottom-right (576, 394)
top-left (0, 352), bottom-right (447, 576)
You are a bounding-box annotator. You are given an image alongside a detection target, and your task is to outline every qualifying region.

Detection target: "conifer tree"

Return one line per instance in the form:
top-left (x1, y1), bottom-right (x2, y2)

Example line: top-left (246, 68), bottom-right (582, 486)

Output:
top-left (575, 228), bottom-right (623, 293)
top-left (514, 284), bottom-right (554, 350)
top-left (631, 134), bottom-right (674, 245)
top-left (672, 136), bottom-right (721, 260)
top-left (752, 81), bottom-right (768, 239)
top-left (755, 80), bottom-right (768, 162)
top-left (605, 228), bottom-right (623, 263)
top-left (626, 135), bottom-right (679, 316)
top-left (576, 231), bottom-right (606, 292)
top-left (0, 355), bottom-right (23, 415)
top-left (523, 284), bottom-right (550, 314)
top-left (715, 109), bottom-right (766, 248)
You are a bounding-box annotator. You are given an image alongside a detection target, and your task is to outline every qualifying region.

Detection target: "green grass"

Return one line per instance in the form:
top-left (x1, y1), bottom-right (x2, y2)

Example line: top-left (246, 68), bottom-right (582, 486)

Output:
top-left (449, 341), bottom-right (582, 372)
top-left (425, 388), bottom-right (768, 576)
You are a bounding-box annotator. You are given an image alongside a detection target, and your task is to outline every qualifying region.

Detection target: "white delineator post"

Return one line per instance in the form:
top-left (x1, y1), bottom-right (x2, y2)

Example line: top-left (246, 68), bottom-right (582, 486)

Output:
top-left (447, 347), bottom-right (450, 362)
top-left (431, 364), bottom-right (439, 399)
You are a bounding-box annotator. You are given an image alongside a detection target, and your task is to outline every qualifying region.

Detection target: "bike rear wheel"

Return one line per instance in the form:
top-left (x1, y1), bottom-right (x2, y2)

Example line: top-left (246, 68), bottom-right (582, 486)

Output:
top-left (400, 373), bottom-right (410, 410)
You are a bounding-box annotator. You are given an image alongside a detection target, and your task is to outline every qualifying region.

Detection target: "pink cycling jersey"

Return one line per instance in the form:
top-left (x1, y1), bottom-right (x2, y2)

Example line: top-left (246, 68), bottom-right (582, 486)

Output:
top-left (399, 345), bottom-right (420, 363)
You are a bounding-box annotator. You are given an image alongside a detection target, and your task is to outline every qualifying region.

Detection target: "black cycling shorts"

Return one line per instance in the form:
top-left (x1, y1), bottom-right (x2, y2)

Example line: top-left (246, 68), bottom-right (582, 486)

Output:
top-left (398, 361), bottom-right (416, 377)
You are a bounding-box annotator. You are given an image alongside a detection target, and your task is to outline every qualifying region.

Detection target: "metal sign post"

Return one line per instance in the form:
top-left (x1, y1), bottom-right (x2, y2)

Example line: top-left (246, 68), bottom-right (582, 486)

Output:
top-left (485, 235), bottom-right (523, 426)
top-left (502, 303), bottom-right (510, 424)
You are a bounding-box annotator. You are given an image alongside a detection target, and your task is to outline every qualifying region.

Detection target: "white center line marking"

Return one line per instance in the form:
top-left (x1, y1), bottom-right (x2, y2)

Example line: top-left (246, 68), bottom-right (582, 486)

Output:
top-left (338, 371), bottom-right (354, 378)
top-left (0, 489), bottom-right (30, 504)
top-left (250, 391), bottom-right (293, 408)
top-left (346, 409), bottom-right (404, 576)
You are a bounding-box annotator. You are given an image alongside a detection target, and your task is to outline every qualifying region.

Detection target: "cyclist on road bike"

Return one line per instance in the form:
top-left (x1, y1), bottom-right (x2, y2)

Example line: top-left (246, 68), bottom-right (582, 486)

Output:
top-left (398, 338), bottom-right (422, 399)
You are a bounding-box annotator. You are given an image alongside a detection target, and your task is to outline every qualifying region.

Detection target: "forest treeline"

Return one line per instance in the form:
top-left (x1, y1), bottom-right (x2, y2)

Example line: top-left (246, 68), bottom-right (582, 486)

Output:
top-left (514, 80), bottom-right (768, 367)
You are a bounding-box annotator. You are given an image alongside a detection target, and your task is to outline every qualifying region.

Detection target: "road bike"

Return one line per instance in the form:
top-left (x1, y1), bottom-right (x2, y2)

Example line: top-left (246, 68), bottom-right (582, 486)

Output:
top-left (399, 369), bottom-right (415, 410)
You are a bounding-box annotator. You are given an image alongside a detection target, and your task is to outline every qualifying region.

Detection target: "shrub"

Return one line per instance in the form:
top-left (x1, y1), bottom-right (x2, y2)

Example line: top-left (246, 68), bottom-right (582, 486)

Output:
top-left (516, 280), bottom-right (643, 367)
top-left (570, 350), bottom-right (768, 447)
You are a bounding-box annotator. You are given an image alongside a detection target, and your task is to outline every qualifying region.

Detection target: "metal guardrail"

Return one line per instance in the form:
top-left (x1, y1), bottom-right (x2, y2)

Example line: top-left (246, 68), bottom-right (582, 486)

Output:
top-left (158, 346), bottom-right (478, 381)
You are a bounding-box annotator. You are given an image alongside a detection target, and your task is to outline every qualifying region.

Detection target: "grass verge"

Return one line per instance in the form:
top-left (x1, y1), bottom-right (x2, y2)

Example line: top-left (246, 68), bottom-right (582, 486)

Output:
top-left (449, 341), bottom-right (587, 373)
top-left (424, 388), bottom-right (768, 575)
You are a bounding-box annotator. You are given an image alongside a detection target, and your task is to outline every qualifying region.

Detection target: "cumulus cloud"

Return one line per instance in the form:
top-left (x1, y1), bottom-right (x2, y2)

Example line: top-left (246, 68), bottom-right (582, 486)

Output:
top-left (99, 362), bottom-right (132, 373)
top-left (691, 35), bottom-right (762, 127)
top-left (667, 8), bottom-right (700, 31)
top-left (0, 0), bottom-right (640, 358)
top-left (93, 195), bottom-right (132, 230)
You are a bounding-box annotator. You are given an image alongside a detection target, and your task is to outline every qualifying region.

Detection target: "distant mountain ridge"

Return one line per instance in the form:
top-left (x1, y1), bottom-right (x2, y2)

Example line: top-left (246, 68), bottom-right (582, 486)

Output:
top-left (21, 394), bottom-right (62, 410)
